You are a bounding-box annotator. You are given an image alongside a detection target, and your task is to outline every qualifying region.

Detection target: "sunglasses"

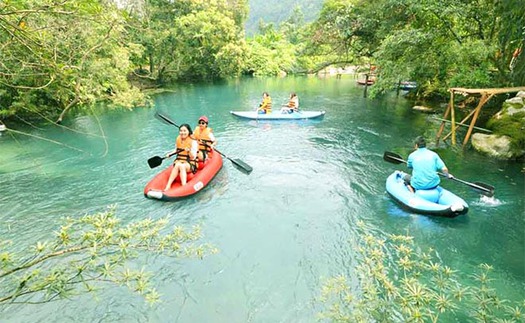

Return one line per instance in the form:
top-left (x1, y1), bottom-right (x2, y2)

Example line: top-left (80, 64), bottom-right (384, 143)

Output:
top-left (199, 121), bottom-right (207, 125)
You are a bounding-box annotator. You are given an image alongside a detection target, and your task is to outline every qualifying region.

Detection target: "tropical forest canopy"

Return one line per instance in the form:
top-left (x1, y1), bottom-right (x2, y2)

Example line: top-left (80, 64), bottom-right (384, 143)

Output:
top-left (245, 0), bottom-right (323, 36)
top-left (0, 0), bottom-right (523, 122)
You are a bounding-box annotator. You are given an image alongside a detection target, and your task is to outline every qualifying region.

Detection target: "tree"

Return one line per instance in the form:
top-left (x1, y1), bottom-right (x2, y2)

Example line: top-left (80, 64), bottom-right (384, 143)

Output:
top-left (124, 0), bottom-right (248, 83)
top-left (244, 8), bottom-right (311, 76)
top-left (306, 0), bottom-right (524, 99)
top-left (171, 8), bottom-right (246, 80)
top-left (0, 0), bottom-right (146, 122)
top-left (0, 207), bottom-right (217, 305)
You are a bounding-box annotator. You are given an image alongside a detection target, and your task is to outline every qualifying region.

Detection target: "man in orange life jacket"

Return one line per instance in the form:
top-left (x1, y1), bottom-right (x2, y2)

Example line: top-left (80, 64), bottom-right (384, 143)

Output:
top-left (193, 115), bottom-right (217, 162)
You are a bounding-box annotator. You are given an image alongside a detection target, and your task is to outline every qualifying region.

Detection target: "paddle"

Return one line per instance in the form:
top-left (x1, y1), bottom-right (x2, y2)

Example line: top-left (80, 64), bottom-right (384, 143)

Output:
top-left (383, 151), bottom-right (495, 197)
top-left (147, 148), bottom-right (183, 169)
top-left (155, 112), bottom-right (253, 175)
top-left (147, 155), bottom-right (166, 169)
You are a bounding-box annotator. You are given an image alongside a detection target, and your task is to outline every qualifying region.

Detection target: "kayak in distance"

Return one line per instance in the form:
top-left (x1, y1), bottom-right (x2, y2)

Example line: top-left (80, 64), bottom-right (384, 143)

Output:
top-left (399, 81), bottom-right (417, 91)
top-left (230, 110), bottom-right (325, 120)
top-left (144, 150), bottom-right (223, 201)
top-left (386, 170), bottom-right (469, 218)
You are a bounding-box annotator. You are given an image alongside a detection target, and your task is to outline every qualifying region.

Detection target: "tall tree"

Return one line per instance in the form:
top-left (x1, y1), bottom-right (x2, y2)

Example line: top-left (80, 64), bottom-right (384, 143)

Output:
top-left (125, 0), bottom-right (248, 83)
top-left (306, 0), bottom-right (525, 97)
top-left (0, 0), bottom-right (145, 122)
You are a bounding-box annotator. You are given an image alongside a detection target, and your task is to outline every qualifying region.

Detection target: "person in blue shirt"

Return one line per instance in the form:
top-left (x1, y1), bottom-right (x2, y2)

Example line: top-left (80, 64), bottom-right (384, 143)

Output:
top-left (404, 136), bottom-right (453, 192)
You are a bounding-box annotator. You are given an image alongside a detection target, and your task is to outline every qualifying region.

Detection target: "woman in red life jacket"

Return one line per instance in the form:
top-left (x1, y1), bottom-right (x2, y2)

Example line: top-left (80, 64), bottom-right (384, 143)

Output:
top-left (193, 115), bottom-right (217, 162)
top-left (164, 123), bottom-right (198, 190)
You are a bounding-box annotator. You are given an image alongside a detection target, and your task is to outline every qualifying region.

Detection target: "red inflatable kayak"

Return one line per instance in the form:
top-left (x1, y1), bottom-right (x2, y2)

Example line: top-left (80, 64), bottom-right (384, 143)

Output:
top-left (144, 150), bottom-right (223, 201)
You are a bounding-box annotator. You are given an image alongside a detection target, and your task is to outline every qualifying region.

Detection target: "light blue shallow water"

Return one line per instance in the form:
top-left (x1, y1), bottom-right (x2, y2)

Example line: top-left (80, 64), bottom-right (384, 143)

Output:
top-left (1, 76), bottom-right (524, 322)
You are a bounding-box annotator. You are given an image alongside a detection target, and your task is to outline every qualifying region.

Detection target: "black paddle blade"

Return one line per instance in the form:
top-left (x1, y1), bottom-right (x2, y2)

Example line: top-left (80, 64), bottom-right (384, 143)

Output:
top-left (383, 151), bottom-right (406, 164)
top-left (148, 156), bottom-right (164, 169)
top-left (442, 174), bottom-right (495, 197)
top-left (473, 182), bottom-right (495, 197)
top-left (231, 158), bottom-right (253, 175)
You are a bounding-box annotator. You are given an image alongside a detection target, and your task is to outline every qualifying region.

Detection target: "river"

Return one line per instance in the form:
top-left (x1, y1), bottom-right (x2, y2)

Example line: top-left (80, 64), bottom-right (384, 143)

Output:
top-left (1, 76), bottom-right (523, 322)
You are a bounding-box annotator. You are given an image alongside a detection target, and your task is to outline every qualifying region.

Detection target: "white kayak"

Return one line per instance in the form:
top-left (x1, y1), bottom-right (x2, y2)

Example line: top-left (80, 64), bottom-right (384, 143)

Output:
top-left (230, 110), bottom-right (326, 120)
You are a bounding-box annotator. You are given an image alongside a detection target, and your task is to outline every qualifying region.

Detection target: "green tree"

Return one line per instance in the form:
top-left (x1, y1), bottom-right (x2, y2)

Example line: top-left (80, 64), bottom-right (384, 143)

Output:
top-left (244, 7), bottom-right (312, 76)
top-left (245, 0), bottom-right (323, 36)
top-left (172, 9), bottom-right (246, 80)
top-left (0, 0), bottom-right (146, 122)
top-left (371, 0), bottom-right (502, 96)
top-left (0, 207), bottom-right (217, 304)
top-left (306, 0), bottom-right (524, 99)
top-left (125, 0), bottom-right (248, 83)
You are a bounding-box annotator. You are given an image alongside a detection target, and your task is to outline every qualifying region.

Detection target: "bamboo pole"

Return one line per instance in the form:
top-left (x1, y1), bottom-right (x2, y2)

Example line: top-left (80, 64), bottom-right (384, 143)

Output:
top-left (442, 105), bottom-right (482, 141)
top-left (438, 86), bottom-right (525, 146)
top-left (433, 117), bottom-right (492, 132)
top-left (450, 91), bottom-right (456, 145)
top-left (363, 73), bottom-right (369, 98)
top-left (435, 95), bottom-right (452, 145)
top-left (462, 93), bottom-right (493, 147)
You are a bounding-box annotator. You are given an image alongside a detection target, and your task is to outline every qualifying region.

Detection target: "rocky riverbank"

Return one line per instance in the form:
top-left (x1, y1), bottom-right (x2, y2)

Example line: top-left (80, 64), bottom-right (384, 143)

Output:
top-left (471, 91), bottom-right (525, 160)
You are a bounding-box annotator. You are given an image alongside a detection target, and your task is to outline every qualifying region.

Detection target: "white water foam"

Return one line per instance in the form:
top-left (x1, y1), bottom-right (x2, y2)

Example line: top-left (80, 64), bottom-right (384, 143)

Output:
top-left (472, 195), bottom-right (504, 207)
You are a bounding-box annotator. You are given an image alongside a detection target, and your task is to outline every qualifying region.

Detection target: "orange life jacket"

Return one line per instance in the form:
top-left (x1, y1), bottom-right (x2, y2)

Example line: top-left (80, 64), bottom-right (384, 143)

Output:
top-left (193, 127), bottom-right (213, 151)
top-left (261, 96), bottom-right (272, 113)
top-left (176, 135), bottom-right (196, 162)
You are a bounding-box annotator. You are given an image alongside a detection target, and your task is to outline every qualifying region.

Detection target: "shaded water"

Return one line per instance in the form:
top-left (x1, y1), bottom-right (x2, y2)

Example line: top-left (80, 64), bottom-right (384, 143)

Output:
top-left (1, 76), bottom-right (524, 322)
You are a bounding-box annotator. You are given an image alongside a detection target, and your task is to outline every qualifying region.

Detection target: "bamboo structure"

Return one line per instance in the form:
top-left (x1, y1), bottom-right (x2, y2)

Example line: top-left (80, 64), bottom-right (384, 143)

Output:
top-left (435, 87), bottom-right (525, 147)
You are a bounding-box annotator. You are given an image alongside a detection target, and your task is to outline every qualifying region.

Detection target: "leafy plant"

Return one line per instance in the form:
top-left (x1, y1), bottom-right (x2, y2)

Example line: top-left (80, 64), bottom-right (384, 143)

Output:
top-left (0, 206), bottom-right (217, 305)
top-left (319, 221), bottom-right (524, 322)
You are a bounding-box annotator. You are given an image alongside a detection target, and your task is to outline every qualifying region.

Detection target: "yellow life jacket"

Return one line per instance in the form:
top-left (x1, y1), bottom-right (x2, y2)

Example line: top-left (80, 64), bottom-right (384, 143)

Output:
top-left (193, 127), bottom-right (213, 151)
top-left (261, 96), bottom-right (272, 113)
top-left (288, 98), bottom-right (296, 108)
top-left (176, 135), bottom-right (196, 162)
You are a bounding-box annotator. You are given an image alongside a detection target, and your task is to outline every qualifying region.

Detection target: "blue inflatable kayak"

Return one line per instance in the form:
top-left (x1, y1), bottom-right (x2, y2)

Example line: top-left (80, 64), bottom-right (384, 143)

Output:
top-left (386, 171), bottom-right (468, 217)
top-left (230, 110), bottom-right (325, 120)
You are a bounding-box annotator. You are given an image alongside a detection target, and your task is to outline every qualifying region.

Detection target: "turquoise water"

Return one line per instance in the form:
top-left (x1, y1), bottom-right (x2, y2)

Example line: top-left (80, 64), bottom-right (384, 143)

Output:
top-left (1, 76), bottom-right (524, 322)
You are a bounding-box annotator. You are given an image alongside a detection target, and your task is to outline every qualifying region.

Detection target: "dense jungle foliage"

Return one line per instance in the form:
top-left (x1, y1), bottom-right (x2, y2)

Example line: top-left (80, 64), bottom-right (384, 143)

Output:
top-left (245, 0), bottom-right (323, 36)
top-left (0, 0), bottom-right (523, 122)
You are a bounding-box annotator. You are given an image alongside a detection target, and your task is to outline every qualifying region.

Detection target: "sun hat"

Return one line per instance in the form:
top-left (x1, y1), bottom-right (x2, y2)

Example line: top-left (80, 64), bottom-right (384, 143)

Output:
top-left (198, 115), bottom-right (209, 123)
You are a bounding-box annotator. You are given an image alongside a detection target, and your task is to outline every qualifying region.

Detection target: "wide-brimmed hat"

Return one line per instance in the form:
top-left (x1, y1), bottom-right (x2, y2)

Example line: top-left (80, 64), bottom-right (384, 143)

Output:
top-left (198, 115), bottom-right (209, 123)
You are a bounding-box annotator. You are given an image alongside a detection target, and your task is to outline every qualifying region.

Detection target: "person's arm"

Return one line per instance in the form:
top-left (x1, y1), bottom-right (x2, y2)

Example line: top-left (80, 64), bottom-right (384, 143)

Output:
top-left (166, 142), bottom-right (180, 157)
top-left (208, 133), bottom-right (216, 149)
top-left (435, 154), bottom-right (452, 178)
top-left (407, 154), bottom-right (413, 169)
top-left (441, 166), bottom-right (453, 178)
top-left (165, 148), bottom-right (184, 158)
